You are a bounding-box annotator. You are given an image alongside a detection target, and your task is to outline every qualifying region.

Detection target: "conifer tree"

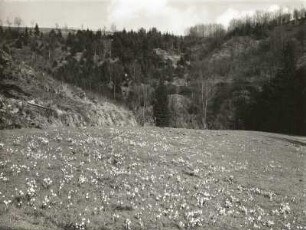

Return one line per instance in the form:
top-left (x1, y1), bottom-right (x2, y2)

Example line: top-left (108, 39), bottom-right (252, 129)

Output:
top-left (34, 23), bottom-right (40, 36)
top-left (153, 79), bottom-right (170, 127)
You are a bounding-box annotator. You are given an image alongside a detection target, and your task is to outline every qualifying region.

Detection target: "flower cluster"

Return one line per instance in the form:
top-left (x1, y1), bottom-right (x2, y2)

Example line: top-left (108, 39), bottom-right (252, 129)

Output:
top-left (0, 172), bottom-right (9, 182)
top-left (43, 177), bottom-right (53, 188)
top-left (26, 178), bottom-right (38, 198)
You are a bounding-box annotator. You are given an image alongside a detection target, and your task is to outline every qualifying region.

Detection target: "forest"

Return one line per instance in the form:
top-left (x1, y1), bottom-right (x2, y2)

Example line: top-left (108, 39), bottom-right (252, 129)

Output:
top-left (0, 7), bottom-right (306, 135)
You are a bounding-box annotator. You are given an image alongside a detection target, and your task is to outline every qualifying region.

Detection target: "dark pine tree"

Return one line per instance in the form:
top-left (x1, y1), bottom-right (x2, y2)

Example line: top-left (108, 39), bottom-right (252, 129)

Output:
top-left (34, 23), bottom-right (40, 37)
top-left (23, 27), bottom-right (29, 45)
top-left (244, 40), bottom-right (303, 134)
top-left (153, 79), bottom-right (170, 127)
top-left (295, 66), bottom-right (306, 135)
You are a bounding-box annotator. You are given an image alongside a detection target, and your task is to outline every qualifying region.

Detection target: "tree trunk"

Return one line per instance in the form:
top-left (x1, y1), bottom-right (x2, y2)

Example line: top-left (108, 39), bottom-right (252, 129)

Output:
top-left (204, 98), bottom-right (208, 129)
top-left (113, 84), bottom-right (116, 99)
top-left (143, 85), bottom-right (146, 126)
top-left (201, 78), bottom-right (207, 129)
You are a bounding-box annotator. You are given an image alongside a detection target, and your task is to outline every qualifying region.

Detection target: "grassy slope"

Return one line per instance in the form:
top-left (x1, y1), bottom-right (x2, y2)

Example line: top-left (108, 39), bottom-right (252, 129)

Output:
top-left (0, 127), bottom-right (305, 230)
top-left (0, 50), bottom-right (137, 129)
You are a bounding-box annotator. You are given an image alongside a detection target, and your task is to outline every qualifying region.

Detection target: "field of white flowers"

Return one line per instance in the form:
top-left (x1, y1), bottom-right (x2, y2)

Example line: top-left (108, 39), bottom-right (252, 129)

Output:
top-left (0, 127), bottom-right (305, 230)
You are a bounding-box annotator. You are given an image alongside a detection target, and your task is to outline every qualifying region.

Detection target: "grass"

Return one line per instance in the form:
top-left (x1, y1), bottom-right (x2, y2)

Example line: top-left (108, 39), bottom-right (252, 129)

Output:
top-left (0, 127), bottom-right (305, 230)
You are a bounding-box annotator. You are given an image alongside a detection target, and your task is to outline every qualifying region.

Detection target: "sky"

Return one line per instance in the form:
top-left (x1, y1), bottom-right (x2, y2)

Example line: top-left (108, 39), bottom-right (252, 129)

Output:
top-left (0, 0), bottom-right (305, 35)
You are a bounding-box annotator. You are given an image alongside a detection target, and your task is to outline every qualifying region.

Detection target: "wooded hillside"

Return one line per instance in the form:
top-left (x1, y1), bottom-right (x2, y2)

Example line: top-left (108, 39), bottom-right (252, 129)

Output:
top-left (1, 8), bottom-right (305, 134)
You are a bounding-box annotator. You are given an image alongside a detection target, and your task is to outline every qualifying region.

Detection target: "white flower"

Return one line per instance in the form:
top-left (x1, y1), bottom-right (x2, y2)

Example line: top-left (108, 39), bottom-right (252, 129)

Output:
top-left (78, 175), bottom-right (87, 184)
top-left (0, 172), bottom-right (9, 181)
top-left (125, 218), bottom-right (131, 230)
top-left (42, 195), bottom-right (50, 208)
top-left (113, 213), bottom-right (119, 222)
top-left (178, 221), bottom-right (185, 228)
top-left (285, 223), bottom-right (291, 230)
top-left (4, 200), bottom-right (12, 207)
top-left (38, 137), bottom-right (49, 145)
top-left (203, 192), bottom-right (210, 197)
top-left (254, 223), bottom-right (260, 228)
top-left (280, 203), bottom-right (291, 214)
top-left (266, 220), bottom-right (274, 227)
top-left (43, 177), bottom-right (53, 188)
top-left (219, 207), bottom-right (226, 215)
top-left (225, 199), bottom-right (232, 208)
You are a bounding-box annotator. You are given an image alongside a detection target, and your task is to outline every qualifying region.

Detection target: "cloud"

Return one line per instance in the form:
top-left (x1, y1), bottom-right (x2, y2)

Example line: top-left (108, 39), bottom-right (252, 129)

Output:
top-left (216, 8), bottom-right (256, 28)
top-left (107, 0), bottom-right (210, 34)
top-left (267, 4), bottom-right (291, 14)
top-left (107, 0), bottom-right (300, 34)
top-left (108, 0), bottom-right (167, 24)
top-left (268, 4), bottom-right (281, 12)
top-left (1, 0), bottom-right (305, 34)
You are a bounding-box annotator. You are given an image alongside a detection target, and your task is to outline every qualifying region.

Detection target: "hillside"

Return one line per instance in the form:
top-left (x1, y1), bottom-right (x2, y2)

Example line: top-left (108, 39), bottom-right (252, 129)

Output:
top-left (1, 16), bottom-right (305, 133)
top-left (184, 21), bottom-right (306, 131)
top-left (0, 50), bottom-right (137, 129)
top-left (0, 127), bottom-right (305, 230)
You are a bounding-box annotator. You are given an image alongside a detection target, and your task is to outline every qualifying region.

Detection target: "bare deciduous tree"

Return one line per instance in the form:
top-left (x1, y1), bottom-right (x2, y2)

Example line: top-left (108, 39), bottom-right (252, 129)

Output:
top-left (6, 18), bottom-right (12, 27)
top-left (30, 20), bottom-right (35, 27)
top-left (14, 17), bottom-right (22, 28)
top-left (111, 23), bottom-right (117, 33)
top-left (192, 60), bottom-right (217, 129)
top-left (187, 23), bottom-right (225, 38)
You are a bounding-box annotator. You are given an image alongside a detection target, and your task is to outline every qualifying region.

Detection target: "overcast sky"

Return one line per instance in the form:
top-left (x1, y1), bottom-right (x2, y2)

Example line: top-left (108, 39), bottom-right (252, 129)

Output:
top-left (0, 0), bottom-right (305, 35)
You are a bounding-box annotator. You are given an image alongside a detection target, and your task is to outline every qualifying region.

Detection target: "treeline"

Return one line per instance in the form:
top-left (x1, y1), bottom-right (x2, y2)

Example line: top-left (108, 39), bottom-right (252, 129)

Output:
top-left (229, 8), bottom-right (306, 38)
top-left (186, 23), bottom-right (226, 38)
top-left (187, 8), bottom-right (306, 39)
top-left (112, 28), bottom-right (183, 63)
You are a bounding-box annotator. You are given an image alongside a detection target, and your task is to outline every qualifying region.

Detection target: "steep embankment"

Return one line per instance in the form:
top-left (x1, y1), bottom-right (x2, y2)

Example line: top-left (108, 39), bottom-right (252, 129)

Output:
top-left (0, 50), bottom-right (137, 129)
top-left (0, 127), bottom-right (305, 230)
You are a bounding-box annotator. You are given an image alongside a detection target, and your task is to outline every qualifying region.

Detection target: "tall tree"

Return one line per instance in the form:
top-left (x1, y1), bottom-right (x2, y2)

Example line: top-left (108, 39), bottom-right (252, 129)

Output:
top-left (153, 79), bottom-right (170, 127)
top-left (0, 20), bottom-right (3, 37)
top-left (34, 23), bottom-right (40, 36)
top-left (6, 18), bottom-right (12, 28)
